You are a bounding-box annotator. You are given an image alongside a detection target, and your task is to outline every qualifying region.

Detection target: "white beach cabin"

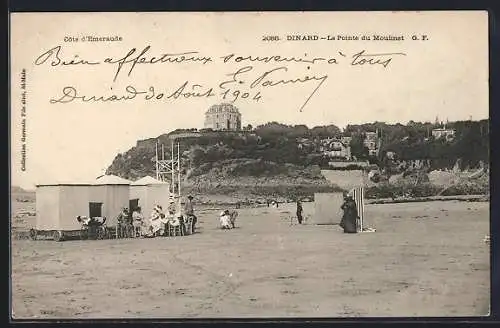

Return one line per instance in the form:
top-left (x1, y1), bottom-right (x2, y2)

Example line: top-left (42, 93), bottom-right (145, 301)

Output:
top-left (35, 180), bottom-right (93, 232)
top-left (130, 176), bottom-right (170, 218)
top-left (34, 175), bottom-right (131, 240)
top-left (91, 175), bottom-right (131, 227)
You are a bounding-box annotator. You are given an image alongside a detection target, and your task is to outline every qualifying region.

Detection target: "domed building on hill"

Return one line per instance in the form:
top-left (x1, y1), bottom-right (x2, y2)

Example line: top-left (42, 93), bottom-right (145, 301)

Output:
top-left (204, 103), bottom-right (242, 131)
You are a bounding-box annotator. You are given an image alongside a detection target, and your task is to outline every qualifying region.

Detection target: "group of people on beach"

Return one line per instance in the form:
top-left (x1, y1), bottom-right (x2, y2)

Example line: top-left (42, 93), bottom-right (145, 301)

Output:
top-left (78, 191), bottom-right (359, 237)
top-left (114, 195), bottom-right (198, 237)
top-left (114, 195), bottom-right (240, 236)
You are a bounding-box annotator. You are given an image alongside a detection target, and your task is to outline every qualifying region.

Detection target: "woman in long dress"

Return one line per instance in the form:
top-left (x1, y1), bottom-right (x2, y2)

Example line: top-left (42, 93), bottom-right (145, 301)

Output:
top-left (340, 195), bottom-right (358, 233)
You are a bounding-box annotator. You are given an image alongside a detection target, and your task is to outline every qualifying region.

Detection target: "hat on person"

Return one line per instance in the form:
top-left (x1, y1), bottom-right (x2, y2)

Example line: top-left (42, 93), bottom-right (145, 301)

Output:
top-left (188, 195), bottom-right (193, 199)
top-left (220, 211), bottom-right (226, 216)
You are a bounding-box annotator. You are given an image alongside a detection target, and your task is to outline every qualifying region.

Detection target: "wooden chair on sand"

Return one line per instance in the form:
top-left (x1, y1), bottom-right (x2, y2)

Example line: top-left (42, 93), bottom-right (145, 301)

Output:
top-left (168, 220), bottom-right (184, 237)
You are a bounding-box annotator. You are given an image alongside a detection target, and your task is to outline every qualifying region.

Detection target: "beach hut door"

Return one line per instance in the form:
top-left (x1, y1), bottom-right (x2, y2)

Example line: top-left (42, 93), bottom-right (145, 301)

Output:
top-left (89, 202), bottom-right (103, 218)
top-left (129, 199), bottom-right (139, 212)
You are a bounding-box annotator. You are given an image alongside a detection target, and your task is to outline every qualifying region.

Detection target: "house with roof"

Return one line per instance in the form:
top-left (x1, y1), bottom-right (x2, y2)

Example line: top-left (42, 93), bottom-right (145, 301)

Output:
top-left (363, 132), bottom-right (380, 156)
top-left (319, 137), bottom-right (351, 160)
top-left (432, 127), bottom-right (456, 141)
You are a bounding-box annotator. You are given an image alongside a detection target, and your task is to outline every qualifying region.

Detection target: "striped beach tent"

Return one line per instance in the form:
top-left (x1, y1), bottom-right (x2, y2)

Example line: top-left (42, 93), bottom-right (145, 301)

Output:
top-left (350, 187), bottom-right (365, 232)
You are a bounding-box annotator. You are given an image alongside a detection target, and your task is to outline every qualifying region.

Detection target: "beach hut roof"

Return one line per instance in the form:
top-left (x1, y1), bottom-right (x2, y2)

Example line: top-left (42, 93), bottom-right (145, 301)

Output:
top-left (131, 176), bottom-right (168, 186)
top-left (35, 178), bottom-right (94, 187)
top-left (94, 174), bottom-right (131, 185)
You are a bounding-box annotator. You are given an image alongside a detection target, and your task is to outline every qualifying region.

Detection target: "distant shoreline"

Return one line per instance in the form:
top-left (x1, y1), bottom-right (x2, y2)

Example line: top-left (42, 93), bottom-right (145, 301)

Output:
top-left (365, 194), bottom-right (488, 205)
top-left (170, 193), bottom-right (490, 207)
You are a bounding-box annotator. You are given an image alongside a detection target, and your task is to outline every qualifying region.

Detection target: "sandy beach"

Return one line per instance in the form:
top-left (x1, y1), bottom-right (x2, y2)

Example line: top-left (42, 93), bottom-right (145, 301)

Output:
top-left (11, 199), bottom-right (490, 318)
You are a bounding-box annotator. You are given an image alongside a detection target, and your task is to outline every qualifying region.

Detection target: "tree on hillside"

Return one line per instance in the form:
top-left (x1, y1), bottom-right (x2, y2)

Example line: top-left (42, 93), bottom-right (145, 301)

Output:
top-left (451, 124), bottom-right (489, 169)
top-left (106, 119), bottom-right (490, 178)
top-left (255, 121), bottom-right (290, 133)
top-left (350, 133), bottom-right (369, 159)
top-left (291, 125), bottom-right (309, 138)
top-left (310, 124), bottom-right (341, 138)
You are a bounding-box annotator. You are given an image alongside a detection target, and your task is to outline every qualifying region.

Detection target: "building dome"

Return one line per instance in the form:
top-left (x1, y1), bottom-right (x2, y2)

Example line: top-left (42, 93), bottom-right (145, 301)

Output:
top-left (206, 103), bottom-right (240, 114)
top-left (204, 103), bottom-right (242, 131)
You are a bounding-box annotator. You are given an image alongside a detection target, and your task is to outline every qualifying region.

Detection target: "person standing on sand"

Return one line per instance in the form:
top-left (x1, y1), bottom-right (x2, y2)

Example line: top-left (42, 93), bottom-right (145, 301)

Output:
top-left (184, 195), bottom-right (197, 232)
top-left (132, 207), bottom-right (144, 237)
top-left (340, 194), bottom-right (358, 233)
top-left (296, 199), bottom-right (303, 224)
top-left (117, 207), bottom-right (131, 237)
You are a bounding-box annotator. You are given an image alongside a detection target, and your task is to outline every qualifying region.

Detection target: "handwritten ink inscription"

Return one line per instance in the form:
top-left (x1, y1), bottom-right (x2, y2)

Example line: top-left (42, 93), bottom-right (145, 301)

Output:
top-left (34, 45), bottom-right (407, 112)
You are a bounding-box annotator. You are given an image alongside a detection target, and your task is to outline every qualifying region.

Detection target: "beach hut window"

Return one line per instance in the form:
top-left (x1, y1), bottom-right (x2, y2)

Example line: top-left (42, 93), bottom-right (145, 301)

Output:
top-left (89, 202), bottom-right (103, 218)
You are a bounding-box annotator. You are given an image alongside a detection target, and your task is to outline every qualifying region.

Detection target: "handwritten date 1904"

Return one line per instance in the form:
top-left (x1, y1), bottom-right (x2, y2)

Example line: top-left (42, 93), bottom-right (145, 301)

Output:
top-left (49, 83), bottom-right (263, 105)
top-left (221, 89), bottom-right (262, 103)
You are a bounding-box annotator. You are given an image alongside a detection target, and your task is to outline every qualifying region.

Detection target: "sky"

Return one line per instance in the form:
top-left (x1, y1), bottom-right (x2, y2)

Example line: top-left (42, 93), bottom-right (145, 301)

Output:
top-left (10, 11), bottom-right (488, 190)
